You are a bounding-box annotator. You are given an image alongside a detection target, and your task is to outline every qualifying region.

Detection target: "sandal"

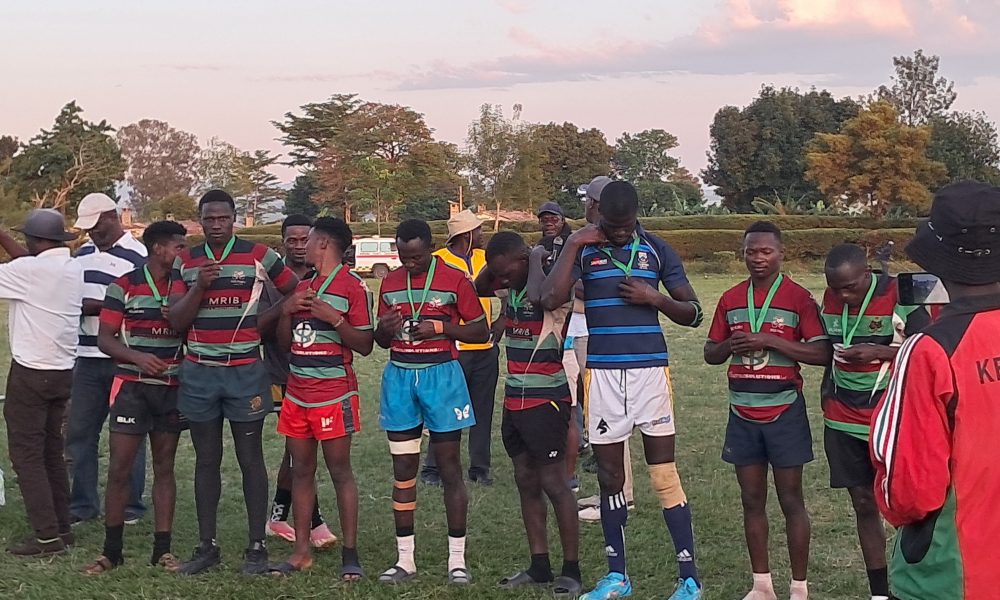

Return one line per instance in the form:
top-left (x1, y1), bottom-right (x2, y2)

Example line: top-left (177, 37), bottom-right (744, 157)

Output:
top-left (449, 567), bottom-right (473, 585)
top-left (378, 565), bottom-right (416, 584)
top-left (156, 553), bottom-right (181, 572)
top-left (553, 575), bottom-right (583, 598)
top-left (498, 571), bottom-right (547, 589)
top-left (268, 559), bottom-right (312, 577)
top-left (340, 562), bottom-right (365, 582)
top-left (82, 555), bottom-right (119, 576)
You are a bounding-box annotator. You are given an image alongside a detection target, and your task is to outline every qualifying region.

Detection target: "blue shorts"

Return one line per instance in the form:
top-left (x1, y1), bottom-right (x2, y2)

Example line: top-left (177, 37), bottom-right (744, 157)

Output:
top-left (379, 361), bottom-right (475, 433)
top-left (722, 394), bottom-right (813, 468)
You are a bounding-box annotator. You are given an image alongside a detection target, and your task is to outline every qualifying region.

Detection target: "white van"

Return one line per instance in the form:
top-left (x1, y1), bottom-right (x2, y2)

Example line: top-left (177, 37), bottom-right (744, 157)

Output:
top-left (350, 236), bottom-right (400, 278)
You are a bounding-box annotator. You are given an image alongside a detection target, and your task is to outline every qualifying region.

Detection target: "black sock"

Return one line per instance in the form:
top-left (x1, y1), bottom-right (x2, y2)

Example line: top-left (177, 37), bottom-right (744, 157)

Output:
top-left (527, 553), bottom-right (553, 583)
top-left (342, 546), bottom-right (360, 566)
top-left (102, 525), bottom-right (125, 565)
top-left (868, 567), bottom-right (889, 596)
top-left (189, 418), bottom-right (224, 541)
top-left (231, 420), bottom-right (269, 542)
top-left (311, 496), bottom-right (324, 529)
top-left (150, 531), bottom-right (172, 565)
top-left (561, 560), bottom-right (582, 583)
top-left (271, 488), bottom-right (291, 522)
top-left (396, 526), bottom-right (414, 537)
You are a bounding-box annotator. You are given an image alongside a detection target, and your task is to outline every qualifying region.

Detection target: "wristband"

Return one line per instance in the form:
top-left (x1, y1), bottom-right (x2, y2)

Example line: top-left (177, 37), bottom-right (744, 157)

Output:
top-left (332, 316), bottom-right (346, 328)
top-left (687, 300), bottom-right (704, 328)
top-left (432, 320), bottom-right (444, 335)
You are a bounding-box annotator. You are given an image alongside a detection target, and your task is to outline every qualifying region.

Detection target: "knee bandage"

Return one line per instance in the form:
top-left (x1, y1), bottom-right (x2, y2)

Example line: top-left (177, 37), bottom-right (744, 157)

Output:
top-left (649, 462), bottom-right (687, 509)
top-left (388, 437), bottom-right (422, 455)
top-left (393, 477), bottom-right (417, 512)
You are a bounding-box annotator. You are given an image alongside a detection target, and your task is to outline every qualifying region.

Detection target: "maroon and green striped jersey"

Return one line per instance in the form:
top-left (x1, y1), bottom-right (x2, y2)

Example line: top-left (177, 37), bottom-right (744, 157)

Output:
top-left (502, 290), bottom-right (572, 411)
top-left (100, 268), bottom-right (182, 385)
top-left (171, 237), bottom-right (295, 366)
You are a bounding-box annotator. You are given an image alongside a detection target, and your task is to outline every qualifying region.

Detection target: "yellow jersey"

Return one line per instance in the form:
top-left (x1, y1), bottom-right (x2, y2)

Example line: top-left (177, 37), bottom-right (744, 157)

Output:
top-left (433, 246), bottom-right (493, 351)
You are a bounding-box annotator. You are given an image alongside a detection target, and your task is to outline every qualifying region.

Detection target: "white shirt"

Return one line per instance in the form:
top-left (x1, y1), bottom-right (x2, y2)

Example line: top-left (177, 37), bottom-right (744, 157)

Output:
top-left (75, 232), bottom-right (147, 358)
top-left (0, 247), bottom-right (84, 370)
top-left (567, 299), bottom-right (589, 338)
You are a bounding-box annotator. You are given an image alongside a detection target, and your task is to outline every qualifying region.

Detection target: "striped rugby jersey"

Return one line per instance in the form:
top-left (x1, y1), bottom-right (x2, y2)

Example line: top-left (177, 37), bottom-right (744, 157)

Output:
top-left (820, 274), bottom-right (929, 440)
top-left (171, 237), bottom-right (295, 366)
top-left (76, 232), bottom-right (147, 358)
top-left (377, 258), bottom-right (485, 368)
top-left (285, 269), bottom-right (373, 407)
top-left (708, 276), bottom-right (827, 423)
top-left (502, 289), bottom-right (573, 410)
top-left (99, 268), bottom-right (182, 385)
top-left (571, 226), bottom-right (689, 369)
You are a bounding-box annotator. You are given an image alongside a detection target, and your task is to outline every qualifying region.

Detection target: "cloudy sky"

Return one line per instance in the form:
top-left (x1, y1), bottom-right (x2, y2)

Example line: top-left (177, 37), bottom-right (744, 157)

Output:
top-left (3, 0), bottom-right (999, 183)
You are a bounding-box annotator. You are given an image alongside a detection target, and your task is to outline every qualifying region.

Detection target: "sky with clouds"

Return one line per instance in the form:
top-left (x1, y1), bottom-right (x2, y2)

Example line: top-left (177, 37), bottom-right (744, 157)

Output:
top-left (2, 0), bottom-right (999, 184)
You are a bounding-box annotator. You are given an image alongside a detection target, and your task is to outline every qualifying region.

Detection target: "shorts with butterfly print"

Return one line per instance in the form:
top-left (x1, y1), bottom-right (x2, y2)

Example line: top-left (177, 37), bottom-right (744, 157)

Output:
top-left (378, 360), bottom-right (476, 434)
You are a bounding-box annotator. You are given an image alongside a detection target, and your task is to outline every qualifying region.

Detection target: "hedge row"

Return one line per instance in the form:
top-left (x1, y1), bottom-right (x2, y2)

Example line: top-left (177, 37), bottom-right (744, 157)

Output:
top-left (240, 215), bottom-right (922, 238)
top-left (218, 227), bottom-right (916, 263)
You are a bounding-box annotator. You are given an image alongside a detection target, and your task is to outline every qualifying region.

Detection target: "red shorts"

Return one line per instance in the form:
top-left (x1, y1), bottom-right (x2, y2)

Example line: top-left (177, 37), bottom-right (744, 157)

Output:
top-left (277, 376), bottom-right (360, 441)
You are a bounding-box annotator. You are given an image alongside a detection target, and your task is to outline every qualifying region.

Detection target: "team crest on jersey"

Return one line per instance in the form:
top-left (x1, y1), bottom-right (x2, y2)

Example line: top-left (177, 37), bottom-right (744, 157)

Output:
top-left (636, 251), bottom-right (650, 270)
top-left (771, 316), bottom-right (785, 332)
top-left (429, 296), bottom-right (444, 309)
top-left (230, 269), bottom-right (247, 287)
top-left (868, 318), bottom-right (884, 333)
top-left (741, 349), bottom-right (770, 371)
top-left (590, 257), bottom-right (609, 267)
top-left (293, 321), bottom-right (316, 348)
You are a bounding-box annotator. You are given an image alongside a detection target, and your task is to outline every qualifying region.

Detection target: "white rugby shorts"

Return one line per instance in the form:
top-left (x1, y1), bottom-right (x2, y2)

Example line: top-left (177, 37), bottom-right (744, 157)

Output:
top-left (584, 366), bottom-right (676, 444)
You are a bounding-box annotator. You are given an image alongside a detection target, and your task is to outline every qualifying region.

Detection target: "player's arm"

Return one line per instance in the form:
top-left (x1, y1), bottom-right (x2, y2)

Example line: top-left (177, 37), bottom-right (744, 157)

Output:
top-left (703, 295), bottom-right (733, 364)
top-left (525, 245), bottom-right (550, 305)
top-left (753, 336), bottom-right (831, 366)
top-left (474, 263), bottom-right (498, 297)
top-left (311, 284), bottom-right (375, 356)
top-left (0, 229), bottom-right (28, 259)
top-left (263, 247), bottom-right (299, 295)
top-left (256, 283), bottom-right (287, 341)
top-left (374, 290), bottom-right (401, 350)
top-left (167, 258), bottom-right (216, 333)
top-left (541, 227), bottom-right (600, 311)
top-left (97, 284), bottom-right (167, 376)
top-left (871, 335), bottom-right (954, 527)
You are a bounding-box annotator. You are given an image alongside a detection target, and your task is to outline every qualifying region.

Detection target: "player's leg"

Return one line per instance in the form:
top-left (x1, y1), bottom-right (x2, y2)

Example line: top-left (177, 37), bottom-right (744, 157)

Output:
top-left (178, 416), bottom-right (224, 575)
top-left (89, 431), bottom-right (143, 571)
top-left (533, 403), bottom-right (581, 592)
top-left (383, 427), bottom-right (422, 581)
top-left (284, 436), bottom-right (319, 569)
top-left (148, 429), bottom-right (181, 567)
top-left (321, 434), bottom-right (361, 579)
top-left (267, 446), bottom-right (296, 541)
top-left (229, 417), bottom-right (270, 574)
top-left (736, 464), bottom-right (774, 599)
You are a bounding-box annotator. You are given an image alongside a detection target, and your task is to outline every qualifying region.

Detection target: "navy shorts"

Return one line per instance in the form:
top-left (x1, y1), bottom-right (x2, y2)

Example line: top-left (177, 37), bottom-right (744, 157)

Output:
top-left (177, 360), bottom-right (272, 423)
top-left (824, 426), bottom-right (875, 489)
top-left (723, 394), bottom-right (813, 468)
top-left (109, 378), bottom-right (187, 435)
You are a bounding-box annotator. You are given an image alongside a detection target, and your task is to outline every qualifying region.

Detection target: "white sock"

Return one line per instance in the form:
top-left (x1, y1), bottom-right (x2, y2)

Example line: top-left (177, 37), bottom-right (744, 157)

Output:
top-left (741, 573), bottom-right (777, 600)
top-left (872, 596), bottom-right (890, 600)
top-left (790, 579), bottom-right (808, 600)
top-left (395, 534), bottom-right (416, 573)
top-left (447, 535), bottom-right (466, 572)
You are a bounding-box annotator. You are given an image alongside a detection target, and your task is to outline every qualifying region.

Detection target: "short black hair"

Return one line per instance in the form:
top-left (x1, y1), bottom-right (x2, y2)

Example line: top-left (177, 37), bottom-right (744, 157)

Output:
top-left (282, 214), bottom-right (313, 236)
top-left (396, 219), bottom-right (432, 247)
top-left (312, 216), bottom-right (353, 253)
top-left (198, 189), bottom-right (236, 211)
top-left (825, 243), bottom-right (867, 270)
top-left (142, 220), bottom-right (187, 251)
top-left (744, 220), bottom-right (782, 241)
top-left (486, 231), bottom-right (526, 262)
top-left (598, 181), bottom-right (640, 220)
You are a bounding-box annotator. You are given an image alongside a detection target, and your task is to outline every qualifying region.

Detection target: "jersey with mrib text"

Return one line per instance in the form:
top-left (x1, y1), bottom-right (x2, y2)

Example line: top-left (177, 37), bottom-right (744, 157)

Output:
top-left (171, 237), bottom-right (295, 366)
top-left (285, 269), bottom-right (373, 407)
top-left (100, 268), bottom-right (182, 385)
top-left (708, 276), bottom-right (827, 423)
top-left (572, 226), bottom-right (689, 369)
top-left (377, 258), bottom-right (485, 368)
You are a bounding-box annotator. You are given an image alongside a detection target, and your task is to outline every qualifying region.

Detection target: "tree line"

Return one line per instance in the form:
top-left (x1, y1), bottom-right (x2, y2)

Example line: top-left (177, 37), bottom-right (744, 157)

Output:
top-left (1, 49), bottom-right (995, 225)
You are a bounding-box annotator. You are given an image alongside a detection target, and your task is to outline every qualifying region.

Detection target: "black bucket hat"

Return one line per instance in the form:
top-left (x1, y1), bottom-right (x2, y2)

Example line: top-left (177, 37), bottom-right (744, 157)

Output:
top-left (13, 209), bottom-right (79, 242)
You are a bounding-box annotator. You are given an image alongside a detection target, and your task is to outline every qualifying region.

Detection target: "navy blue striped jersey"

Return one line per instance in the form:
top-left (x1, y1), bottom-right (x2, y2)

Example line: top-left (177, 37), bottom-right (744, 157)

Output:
top-left (572, 226), bottom-right (689, 369)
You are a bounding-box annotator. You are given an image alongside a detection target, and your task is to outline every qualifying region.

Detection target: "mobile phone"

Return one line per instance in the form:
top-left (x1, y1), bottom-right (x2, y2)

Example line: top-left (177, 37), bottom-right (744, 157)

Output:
top-left (898, 272), bottom-right (950, 305)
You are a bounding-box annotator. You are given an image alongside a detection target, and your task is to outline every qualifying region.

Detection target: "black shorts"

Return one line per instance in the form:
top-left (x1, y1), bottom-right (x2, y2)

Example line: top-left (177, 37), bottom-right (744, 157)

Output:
top-left (722, 394), bottom-right (813, 468)
top-left (824, 426), bottom-right (875, 489)
top-left (109, 378), bottom-right (187, 435)
top-left (501, 402), bottom-right (570, 464)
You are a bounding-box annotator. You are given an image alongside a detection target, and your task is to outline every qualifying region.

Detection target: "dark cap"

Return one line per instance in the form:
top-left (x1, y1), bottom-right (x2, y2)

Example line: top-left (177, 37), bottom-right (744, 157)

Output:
top-left (13, 209), bottom-right (79, 242)
top-left (906, 180), bottom-right (1000, 285)
top-left (536, 202), bottom-right (564, 217)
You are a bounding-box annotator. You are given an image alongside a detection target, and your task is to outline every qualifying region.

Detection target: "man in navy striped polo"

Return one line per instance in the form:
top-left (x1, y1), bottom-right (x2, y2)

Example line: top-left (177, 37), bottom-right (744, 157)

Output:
top-left (66, 193), bottom-right (148, 526)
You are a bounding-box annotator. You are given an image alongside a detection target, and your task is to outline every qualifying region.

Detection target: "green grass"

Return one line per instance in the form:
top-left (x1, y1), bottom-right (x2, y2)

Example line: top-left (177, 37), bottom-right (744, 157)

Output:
top-left (0, 273), bottom-right (875, 599)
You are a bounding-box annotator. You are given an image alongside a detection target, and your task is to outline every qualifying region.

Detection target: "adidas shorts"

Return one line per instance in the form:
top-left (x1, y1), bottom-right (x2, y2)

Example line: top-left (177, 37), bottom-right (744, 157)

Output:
top-left (584, 366), bottom-right (676, 445)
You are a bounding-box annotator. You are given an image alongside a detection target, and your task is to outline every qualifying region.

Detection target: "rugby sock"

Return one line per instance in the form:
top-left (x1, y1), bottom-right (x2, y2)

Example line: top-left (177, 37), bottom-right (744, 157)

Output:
top-left (600, 491), bottom-right (628, 575)
top-left (342, 546), bottom-right (360, 567)
top-left (790, 579), bottom-right (808, 600)
top-left (189, 418), bottom-right (224, 541)
top-left (310, 497), bottom-right (324, 529)
top-left (663, 503), bottom-right (699, 584)
top-left (270, 488), bottom-right (291, 522)
top-left (561, 559), bottom-right (582, 584)
top-left (102, 524), bottom-right (125, 565)
top-left (150, 531), bottom-right (172, 565)
top-left (447, 530), bottom-right (467, 572)
top-left (231, 419), bottom-right (269, 542)
top-left (395, 531), bottom-right (416, 573)
top-left (867, 567), bottom-right (889, 597)
top-left (526, 553), bottom-right (553, 583)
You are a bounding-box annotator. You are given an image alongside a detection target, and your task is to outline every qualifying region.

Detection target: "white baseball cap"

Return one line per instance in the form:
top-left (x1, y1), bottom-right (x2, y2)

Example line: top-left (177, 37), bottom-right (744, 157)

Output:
top-left (74, 193), bottom-right (118, 230)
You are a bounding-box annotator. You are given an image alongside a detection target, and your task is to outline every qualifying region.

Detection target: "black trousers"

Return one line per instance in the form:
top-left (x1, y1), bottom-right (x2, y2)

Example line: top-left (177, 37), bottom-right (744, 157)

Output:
top-left (423, 345), bottom-right (500, 477)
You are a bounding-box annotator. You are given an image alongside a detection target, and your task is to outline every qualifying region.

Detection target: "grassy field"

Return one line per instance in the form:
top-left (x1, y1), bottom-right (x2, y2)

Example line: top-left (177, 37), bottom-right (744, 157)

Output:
top-left (0, 272), bottom-right (878, 599)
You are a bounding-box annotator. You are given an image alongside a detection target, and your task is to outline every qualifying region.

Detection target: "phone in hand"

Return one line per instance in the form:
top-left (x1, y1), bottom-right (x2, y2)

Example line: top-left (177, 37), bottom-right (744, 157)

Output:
top-left (898, 272), bottom-right (950, 305)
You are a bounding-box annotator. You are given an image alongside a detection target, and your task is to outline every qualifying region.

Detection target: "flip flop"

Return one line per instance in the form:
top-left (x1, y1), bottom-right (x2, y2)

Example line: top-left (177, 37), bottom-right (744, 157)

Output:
top-left (268, 560), bottom-right (311, 577)
top-left (449, 567), bottom-right (473, 586)
top-left (340, 562), bottom-right (365, 582)
top-left (498, 571), bottom-right (547, 589)
top-left (378, 565), bottom-right (416, 585)
top-left (553, 575), bottom-right (583, 598)
top-left (81, 555), bottom-right (119, 576)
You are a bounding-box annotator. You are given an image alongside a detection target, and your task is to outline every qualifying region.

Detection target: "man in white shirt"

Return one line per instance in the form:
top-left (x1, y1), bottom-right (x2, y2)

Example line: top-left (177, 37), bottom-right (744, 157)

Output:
top-left (64, 193), bottom-right (148, 525)
top-left (0, 210), bottom-right (83, 556)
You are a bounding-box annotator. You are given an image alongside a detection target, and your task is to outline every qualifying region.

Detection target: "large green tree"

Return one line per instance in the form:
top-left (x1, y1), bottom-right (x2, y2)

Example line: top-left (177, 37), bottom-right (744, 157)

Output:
top-left (8, 101), bottom-right (126, 214)
top-left (465, 104), bottom-right (524, 229)
top-left (928, 111), bottom-right (1000, 185)
top-left (806, 101), bottom-right (947, 218)
top-left (613, 129), bottom-right (680, 181)
top-left (284, 173), bottom-right (320, 218)
top-left (117, 119), bottom-right (201, 218)
top-left (873, 49), bottom-right (956, 127)
top-left (703, 86), bottom-right (858, 212)
top-left (0, 136), bottom-right (17, 162)
top-left (532, 122), bottom-right (613, 206)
